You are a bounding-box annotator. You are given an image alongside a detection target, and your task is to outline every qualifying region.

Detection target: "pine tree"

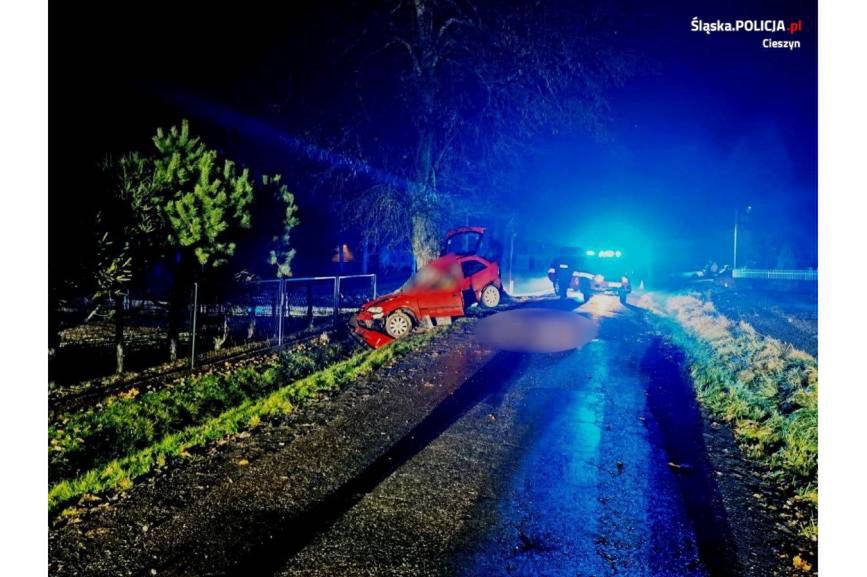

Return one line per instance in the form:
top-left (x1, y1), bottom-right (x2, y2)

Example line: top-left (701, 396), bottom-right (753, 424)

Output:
top-left (263, 174), bottom-right (299, 278)
top-left (150, 120), bottom-right (256, 360)
top-left (91, 120), bottom-right (294, 364)
top-left (153, 120), bottom-right (254, 268)
top-left (94, 152), bottom-right (159, 373)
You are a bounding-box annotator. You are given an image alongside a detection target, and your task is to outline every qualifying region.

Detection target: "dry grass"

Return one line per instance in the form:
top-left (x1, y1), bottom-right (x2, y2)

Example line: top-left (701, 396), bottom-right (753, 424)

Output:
top-left (644, 293), bottom-right (817, 540)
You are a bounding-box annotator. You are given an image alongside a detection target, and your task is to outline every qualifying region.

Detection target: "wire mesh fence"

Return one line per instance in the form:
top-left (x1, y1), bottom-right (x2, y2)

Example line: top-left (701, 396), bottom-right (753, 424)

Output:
top-left (729, 268), bottom-right (818, 292)
top-left (50, 274), bottom-right (377, 385)
top-left (732, 268), bottom-right (818, 281)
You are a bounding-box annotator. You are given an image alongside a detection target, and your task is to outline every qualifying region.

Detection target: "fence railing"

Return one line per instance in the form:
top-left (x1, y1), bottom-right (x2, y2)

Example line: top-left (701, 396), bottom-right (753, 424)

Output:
top-left (51, 274), bottom-right (377, 385)
top-left (189, 274), bottom-right (377, 368)
top-left (732, 268), bottom-right (818, 281)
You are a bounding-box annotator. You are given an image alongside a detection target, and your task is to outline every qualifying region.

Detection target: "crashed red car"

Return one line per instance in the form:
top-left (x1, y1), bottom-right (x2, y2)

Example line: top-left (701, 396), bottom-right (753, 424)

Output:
top-left (352, 227), bottom-right (503, 348)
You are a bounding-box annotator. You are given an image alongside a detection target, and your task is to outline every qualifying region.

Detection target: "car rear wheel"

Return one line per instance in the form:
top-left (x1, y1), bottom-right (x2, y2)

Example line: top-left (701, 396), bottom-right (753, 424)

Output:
top-left (384, 310), bottom-right (413, 339)
top-left (480, 284), bottom-right (501, 308)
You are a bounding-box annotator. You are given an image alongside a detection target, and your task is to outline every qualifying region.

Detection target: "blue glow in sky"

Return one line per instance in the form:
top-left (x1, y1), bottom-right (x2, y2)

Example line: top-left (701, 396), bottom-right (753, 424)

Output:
top-left (516, 0), bottom-right (817, 268)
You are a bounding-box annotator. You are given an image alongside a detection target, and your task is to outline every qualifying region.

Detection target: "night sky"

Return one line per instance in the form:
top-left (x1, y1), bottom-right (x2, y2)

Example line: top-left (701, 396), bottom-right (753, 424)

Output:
top-left (51, 0), bottom-right (817, 281)
top-left (522, 0), bottom-right (817, 269)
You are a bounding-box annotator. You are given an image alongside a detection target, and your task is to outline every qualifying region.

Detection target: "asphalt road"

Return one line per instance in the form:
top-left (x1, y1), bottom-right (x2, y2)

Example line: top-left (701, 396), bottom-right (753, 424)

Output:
top-left (276, 295), bottom-right (738, 577)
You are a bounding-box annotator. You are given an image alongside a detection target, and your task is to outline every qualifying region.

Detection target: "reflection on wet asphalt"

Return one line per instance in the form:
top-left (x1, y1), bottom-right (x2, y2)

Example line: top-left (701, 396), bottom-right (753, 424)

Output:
top-left (279, 295), bottom-right (735, 577)
top-left (456, 317), bottom-right (709, 576)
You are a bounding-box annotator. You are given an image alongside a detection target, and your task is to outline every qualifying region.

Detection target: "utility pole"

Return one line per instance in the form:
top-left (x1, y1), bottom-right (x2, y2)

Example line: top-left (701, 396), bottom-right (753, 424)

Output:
top-left (508, 232), bottom-right (516, 295)
top-left (733, 204), bottom-right (752, 270)
top-left (733, 210), bottom-right (739, 270)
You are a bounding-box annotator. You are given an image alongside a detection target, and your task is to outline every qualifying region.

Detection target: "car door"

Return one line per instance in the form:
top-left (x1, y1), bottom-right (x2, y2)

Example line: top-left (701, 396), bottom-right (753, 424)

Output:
top-left (441, 228), bottom-right (485, 256)
top-left (459, 258), bottom-right (491, 301)
top-left (415, 262), bottom-right (466, 318)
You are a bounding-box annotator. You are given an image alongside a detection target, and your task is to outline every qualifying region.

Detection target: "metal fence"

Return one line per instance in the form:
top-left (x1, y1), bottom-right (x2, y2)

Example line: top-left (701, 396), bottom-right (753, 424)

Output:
top-left (50, 274), bottom-right (377, 385)
top-left (732, 268), bottom-right (818, 281)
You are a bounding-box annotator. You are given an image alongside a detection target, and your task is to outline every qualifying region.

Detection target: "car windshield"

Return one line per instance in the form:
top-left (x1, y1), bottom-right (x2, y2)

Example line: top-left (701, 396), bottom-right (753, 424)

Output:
top-left (400, 263), bottom-right (460, 292)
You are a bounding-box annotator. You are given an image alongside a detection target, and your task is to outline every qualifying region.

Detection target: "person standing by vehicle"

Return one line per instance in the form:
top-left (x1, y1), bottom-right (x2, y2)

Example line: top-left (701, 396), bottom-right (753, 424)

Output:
top-left (547, 249), bottom-right (587, 300)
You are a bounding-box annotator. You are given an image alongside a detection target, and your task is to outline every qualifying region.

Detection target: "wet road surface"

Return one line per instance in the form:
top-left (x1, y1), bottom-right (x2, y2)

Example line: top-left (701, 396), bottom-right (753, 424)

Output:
top-left (275, 295), bottom-right (737, 577)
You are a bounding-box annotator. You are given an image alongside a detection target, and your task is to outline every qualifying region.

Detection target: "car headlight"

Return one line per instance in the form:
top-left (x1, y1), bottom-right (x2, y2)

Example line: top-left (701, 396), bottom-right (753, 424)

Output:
top-left (594, 274), bottom-right (604, 283)
top-left (368, 306), bottom-right (383, 314)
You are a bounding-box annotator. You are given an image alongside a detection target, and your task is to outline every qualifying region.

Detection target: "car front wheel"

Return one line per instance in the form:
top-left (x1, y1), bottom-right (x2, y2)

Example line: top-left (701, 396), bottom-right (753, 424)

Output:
top-left (384, 310), bottom-right (413, 339)
top-left (480, 284), bottom-right (501, 308)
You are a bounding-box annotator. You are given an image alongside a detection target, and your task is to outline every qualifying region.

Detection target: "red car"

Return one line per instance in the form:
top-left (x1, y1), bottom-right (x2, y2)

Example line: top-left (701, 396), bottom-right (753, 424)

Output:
top-left (353, 227), bottom-right (503, 348)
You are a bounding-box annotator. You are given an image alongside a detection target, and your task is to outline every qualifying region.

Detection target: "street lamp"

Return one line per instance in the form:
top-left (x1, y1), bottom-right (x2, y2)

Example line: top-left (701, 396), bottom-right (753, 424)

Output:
top-left (508, 231), bottom-right (516, 294)
top-left (733, 204), bottom-right (752, 270)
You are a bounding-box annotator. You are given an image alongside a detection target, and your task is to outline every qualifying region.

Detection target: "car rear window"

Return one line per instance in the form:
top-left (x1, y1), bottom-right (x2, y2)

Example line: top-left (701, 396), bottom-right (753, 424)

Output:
top-left (461, 260), bottom-right (488, 278)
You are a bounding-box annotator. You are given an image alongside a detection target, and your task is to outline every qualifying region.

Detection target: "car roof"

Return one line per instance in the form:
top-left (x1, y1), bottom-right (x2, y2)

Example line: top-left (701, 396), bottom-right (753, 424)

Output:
top-left (444, 226), bottom-right (486, 240)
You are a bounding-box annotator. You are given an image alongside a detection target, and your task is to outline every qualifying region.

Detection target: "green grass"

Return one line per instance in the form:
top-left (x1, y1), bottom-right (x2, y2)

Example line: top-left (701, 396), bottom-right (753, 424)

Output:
top-left (48, 331), bottom-right (440, 514)
top-left (640, 293), bottom-right (818, 538)
top-left (49, 341), bottom-right (351, 482)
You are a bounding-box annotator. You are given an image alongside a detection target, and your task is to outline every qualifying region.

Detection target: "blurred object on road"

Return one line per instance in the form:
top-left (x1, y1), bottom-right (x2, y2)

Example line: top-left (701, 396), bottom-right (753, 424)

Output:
top-left (474, 308), bottom-right (597, 353)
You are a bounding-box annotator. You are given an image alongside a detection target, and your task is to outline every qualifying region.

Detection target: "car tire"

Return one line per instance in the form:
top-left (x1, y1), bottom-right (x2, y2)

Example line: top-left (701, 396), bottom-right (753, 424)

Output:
top-left (480, 284), bottom-right (501, 308)
top-left (384, 310), bottom-right (413, 339)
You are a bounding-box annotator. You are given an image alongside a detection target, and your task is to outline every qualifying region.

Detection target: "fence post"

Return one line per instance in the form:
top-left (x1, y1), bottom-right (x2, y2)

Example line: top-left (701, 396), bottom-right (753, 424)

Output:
top-left (190, 282), bottom-right (198, 370)
top-left (277, 279), bottom-right (285, 346)
top-left (333, 276), bottom-right (340, 326)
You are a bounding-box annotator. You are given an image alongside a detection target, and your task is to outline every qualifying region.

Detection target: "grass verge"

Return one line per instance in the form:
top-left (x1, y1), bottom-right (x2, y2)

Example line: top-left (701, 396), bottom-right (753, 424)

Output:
top-left (49, 339), bottom-right (353, 482)
top-left (49, 330), bottom-right (441, 515)
top-left (638, 293), bottom-right (818, 541)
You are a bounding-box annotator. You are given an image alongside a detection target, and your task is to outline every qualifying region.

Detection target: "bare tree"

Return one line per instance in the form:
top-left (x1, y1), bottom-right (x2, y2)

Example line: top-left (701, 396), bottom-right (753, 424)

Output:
top-left (301, 1), bottom-right (638, 267)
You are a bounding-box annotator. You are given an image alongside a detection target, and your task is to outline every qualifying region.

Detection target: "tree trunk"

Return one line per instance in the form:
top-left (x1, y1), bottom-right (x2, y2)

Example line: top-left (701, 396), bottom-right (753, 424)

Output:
top-left (166, 255), bottom-right (191, 362)
top-left (410, 0), bottom-right (439, 270)
top-left (214, 309), bottom-right (229, 351)
top-left (411, 214), bottom-right (438, 270)
top-left (411, 123), bottom-right (438, 269)
top-left (247, 304), bottom-right (256, 341)
top-left (113, 293), bottom-right (125, 374)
